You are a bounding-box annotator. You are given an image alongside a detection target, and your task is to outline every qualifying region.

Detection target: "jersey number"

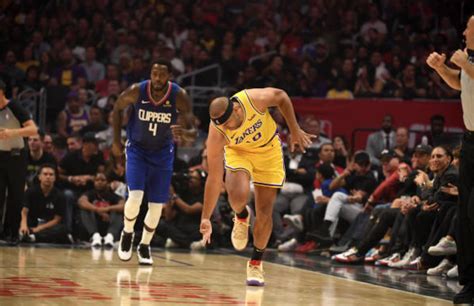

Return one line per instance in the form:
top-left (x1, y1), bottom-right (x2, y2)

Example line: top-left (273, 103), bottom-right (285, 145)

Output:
top-left (252, 132), bottom-right (262, 142)
top-left (148, 123), bottom-right (158, 136)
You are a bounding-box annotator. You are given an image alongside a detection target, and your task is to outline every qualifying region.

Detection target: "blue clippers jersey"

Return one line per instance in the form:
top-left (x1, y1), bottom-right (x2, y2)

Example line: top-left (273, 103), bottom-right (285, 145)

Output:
top-left (126, 80), bottom-right (179, 151)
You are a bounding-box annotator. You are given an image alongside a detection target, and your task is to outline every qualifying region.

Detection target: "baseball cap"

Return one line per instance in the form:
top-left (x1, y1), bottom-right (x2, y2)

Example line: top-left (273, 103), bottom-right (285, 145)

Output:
top-left (82, 132), bottom-right (99, 143)
top-left (380, 149), bottom-right (396, 161)
top-left (414, 144), bottom-right (432, 155)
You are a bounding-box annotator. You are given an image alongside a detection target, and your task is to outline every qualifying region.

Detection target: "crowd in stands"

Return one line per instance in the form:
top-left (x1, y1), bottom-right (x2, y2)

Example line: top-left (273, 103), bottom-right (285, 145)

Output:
top-left (0, 0), bottom-right (467, 282)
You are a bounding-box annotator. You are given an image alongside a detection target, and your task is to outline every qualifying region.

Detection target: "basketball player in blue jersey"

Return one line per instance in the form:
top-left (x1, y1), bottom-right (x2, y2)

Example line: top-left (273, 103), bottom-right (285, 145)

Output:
top-left (112, 59), bottom-right (195, 265)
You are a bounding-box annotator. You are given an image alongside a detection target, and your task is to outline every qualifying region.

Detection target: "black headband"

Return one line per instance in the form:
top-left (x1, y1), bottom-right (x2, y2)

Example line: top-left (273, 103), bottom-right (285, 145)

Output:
top-left (211, 98), bottom-right (234, 125)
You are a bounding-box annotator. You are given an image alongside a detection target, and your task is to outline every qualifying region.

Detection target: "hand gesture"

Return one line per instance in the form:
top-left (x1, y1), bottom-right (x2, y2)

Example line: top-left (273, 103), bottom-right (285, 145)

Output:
top-left (200, 218), bottom-right (212, 244)
top-left (426, 52), bottom-right (446, 70)
top-left (440, 183), bottom-right (458, 196)
top-left (170, 124), bottom-right (183, 143)
top-left (450, 49), bottom-right (468, 68)
top-left (289, 128), bottom-right (317, 153)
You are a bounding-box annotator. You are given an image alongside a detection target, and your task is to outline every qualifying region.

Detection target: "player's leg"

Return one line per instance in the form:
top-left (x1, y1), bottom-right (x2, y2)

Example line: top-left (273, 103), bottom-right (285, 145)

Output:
top-left (225, 169), bottom-right (252, 251)
top-left (246, 185), bottom-right (278, 286)
top-left (118, 145), bottom-right (146, 261)
top-left (136, 168), bottom-right (172, 265)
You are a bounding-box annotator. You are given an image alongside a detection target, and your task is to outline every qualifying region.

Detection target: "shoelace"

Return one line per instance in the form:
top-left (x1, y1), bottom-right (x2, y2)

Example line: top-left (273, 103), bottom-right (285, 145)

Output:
top-left (248, 265), bottom-right (264, 278)
top-left (121, 233), bottom-right (133, 251)
top-left (233, 218), bottom-right (250, 240)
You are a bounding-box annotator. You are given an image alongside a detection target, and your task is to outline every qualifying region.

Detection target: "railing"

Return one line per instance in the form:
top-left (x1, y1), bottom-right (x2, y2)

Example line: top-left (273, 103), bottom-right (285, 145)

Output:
top-left (17, 87), bottom-right (47, 130)
top-left (176, 64), bottom-right (222, 88)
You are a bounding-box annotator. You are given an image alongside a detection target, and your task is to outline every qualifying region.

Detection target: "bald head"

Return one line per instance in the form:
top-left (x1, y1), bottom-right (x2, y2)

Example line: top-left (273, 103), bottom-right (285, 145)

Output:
top-left (209, 97), bottom-right (230, 119)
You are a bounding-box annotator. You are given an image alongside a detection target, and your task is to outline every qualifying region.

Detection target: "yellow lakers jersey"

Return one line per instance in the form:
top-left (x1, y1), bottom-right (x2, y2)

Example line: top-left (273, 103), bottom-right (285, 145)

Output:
top-left (213, 89), bottom-right (277, 152)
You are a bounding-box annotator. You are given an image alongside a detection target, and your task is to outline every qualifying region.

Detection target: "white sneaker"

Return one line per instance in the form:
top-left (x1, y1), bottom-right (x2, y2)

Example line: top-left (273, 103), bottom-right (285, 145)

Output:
top-left (190, 240), bottom-right (206, 251)
top-left (427, 258), bottom-right (455, 276)
top-left (118, 231), bottom-right (134, 261)
top-left (91, 232), bottom-right (102, 248)
top-left (428, 237), bottom-right (457, 256)
top-left (103, 233), bottom-right (114, 249)
top-left (283, 214), bottom-right (304, 232)
top-left (247, 261), bottom-right (264, 286)
top-left (388, 248), bottom-right (417, 269)
top-left (277, 238), bottom-right (298, 252)
top-left (232, 207), bottom-right (251, 251)
top-left (165, 238), bottom-right (180, 248)
top-left (447, 265), bottom-right (458, 278)
top-left (376, 253), bottom-right (400, 266)
top-left (137, 244), bottom-right (153, 265)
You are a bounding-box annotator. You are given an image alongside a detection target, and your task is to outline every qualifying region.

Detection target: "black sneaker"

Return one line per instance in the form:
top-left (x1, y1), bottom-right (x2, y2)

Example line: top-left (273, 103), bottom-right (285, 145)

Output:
top-left (137, 244), bottom-right (153, 265)
top-left (453, 282), bottom-right (474, 305)
top-left (118, 231), bottom-right (134, 261)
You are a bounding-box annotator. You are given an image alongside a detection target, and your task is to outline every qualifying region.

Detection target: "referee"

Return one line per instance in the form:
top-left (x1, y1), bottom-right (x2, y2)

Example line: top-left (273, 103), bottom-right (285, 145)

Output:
top-left (427, 15), bottom-right (474, 305)
top-left (0, 79), bottom-right (38, 244)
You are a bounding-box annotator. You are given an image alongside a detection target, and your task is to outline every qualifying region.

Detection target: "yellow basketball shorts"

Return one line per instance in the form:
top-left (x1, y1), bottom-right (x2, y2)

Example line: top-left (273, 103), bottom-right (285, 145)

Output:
top-left (224, 137), bottom-right (285, 188)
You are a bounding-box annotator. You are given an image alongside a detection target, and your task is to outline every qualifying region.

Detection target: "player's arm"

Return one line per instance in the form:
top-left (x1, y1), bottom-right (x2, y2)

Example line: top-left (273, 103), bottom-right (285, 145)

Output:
top-left (426, 52), bottom-right (461, 90)
top-left (111, 84), bottom-right (139, 156)
top-left (201, 126), bottom-right (226, 220)
top-left (246, 87), bottom-right (315, 152)
top-left (200, 125), bottom-right (226, 243)
top-left (174, 88), bottom-right (197, 142)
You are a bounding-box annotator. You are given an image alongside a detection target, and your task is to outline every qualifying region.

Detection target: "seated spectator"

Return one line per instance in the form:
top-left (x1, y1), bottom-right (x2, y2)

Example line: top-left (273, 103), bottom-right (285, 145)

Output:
top-left (26, 132), bottom-right (57, 187)
top-left (313, 143), bottom-right (344, 189)
top-left (326, 78), bottom-right (354, 99)
top-left (302, 116), bottom-right (331, 150)
top-left (155, 169), bottom-right (206, 249)
top-left (366, 114), bottom-right (396, 166)
top-left (80, 105), bottom-right (108, 135)
top-left (309, 151), bottom-right (377, 246)
top-left (421, 114), bottom-right (460, 148)
top-left (78, 173), bottom-right (124, 248)
top-left (394, 63), bottom-right (428, 99)
top-left (19, 164), bottom-right (68, 243)
top-left (52, 47), bottom-right (86, 88)
top-left (393, 127), bottom-right (412, 165)
top-left (57, 91), bottom-right (90, 138)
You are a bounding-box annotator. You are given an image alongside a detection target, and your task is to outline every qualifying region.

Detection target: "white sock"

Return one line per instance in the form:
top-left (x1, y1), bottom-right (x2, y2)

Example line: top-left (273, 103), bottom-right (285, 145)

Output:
top-left (140, 203), bottom-right (163, 245)
top-left (123, 190), bottom-right (144, 233)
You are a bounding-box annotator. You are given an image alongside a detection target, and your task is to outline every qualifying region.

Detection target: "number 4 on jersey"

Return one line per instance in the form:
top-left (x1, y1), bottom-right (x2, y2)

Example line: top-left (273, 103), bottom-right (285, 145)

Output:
top-left (149, 123), bottom-right (158, 136)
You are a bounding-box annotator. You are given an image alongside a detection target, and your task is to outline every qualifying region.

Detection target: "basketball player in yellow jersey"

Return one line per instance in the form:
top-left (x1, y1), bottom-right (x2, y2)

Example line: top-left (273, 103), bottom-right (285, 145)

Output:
top-left (200, 88), bottom-right (315, 286)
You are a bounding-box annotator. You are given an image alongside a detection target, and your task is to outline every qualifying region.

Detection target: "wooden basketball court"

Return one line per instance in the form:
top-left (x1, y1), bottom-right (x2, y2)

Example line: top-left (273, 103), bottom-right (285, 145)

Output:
top-left (0, 246), bottom-right (451, 305)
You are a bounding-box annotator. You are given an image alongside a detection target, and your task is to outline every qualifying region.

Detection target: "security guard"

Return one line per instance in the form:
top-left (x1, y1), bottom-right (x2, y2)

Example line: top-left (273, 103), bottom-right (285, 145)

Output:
top-left (0, 79), bottom-right (38, 243)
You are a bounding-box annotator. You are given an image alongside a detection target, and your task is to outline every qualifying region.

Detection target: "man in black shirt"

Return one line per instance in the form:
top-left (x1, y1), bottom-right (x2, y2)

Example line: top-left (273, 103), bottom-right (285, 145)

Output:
top-left (156, 169), bottom-right (205, 249)
top-left (26, 131), bottom-right (57, 187)
top-left (78, 173), bottom-right (124, 248)
top-left (310, 151), bottom-right (377, 244)
top-left (58, 132), bottom-right (105, 236)
top-left (20, 164), bottom-right (67, 243)
top-left (0, 79), bottom-right (38, 243)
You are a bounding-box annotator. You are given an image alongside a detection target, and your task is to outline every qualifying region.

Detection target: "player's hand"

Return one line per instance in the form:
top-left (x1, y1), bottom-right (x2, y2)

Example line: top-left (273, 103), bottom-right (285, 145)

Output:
top-left (450, 49), bottom-right (468, 68)
top-left (289, 128), bottom-right (317, 153)
top-left (170, 124), bottom-right (183, 142)
top-left (111, 142), bottom-right (123, 158)
top-left (426, 52), bottom-right (446, 70)
top-left (200, 218), bottom-right (212, 244)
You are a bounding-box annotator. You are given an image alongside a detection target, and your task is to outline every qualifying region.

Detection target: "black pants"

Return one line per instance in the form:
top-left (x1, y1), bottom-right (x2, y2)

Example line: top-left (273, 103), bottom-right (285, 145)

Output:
top-left (0, 150), bottom-right (27, 238)
top-left (34, 223), bottom-right (69, 243)
top-left (357, 208), bottom-right (399, 255)
top-left (421, 204), bottom-right (457, 267)
top-left (457, 132), bottom-right (474, 285)
top-left (156, 219), bottom-right (201, 248)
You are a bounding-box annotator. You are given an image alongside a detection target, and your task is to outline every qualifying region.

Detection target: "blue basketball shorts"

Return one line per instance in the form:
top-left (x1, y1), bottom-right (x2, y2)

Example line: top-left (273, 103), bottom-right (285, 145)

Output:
top-left (125, 143), bottom-right (174, 203)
